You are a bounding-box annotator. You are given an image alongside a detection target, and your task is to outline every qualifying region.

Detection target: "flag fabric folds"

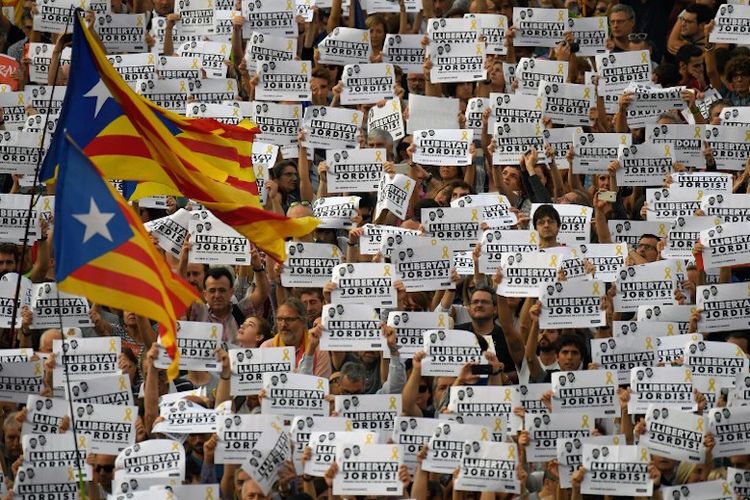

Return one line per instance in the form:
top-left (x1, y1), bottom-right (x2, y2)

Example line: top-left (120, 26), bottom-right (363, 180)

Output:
top-left (54, 134), bottom-right (198, 380)
top-left (43, 12), bottom-right (318, 261)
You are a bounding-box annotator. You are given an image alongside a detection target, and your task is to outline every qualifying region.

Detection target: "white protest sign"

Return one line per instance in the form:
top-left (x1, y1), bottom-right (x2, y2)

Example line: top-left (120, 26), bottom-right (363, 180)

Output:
top-left (302, 106), bottom-right (362, 150)
top-left (368, 99), bottom-right (404, 142)
top-left (697, 282), bottom-right (750, 332)
top-left (422, 206), bottom-right (480, 251)
top-left (375, 173), bottom-right (415, 220)
top-left (261, 372), bottom-right (328, 417)
top-left (551, 370), bottom-right (619, 418)
top-left (0, 361), bottom-right (43, 404)
top-left (318, 27), bottom-right (372, 65)
top-left (23, 432), bottom-right (90, 479)
top-left (422, 421), bottom-right (489, 474)
top-left (595, 50), bottom-right (651, 96)
top-left (29, 282), bottom-right (91, 329)
top-left (326, 148), bottom-right (385, 193)
top-left (175, 41), bottom-right (229, 79)
top-left (569, 16), bottom-right (608, 55)
top-left (421, 329), bottom-right (485, 377)
top-left (729, 468), bottom-right (750, 499)
top-left (392, 417), bottom-right (434, 477)
top-left (722, 106), bottom-right (750, 126)
top-left (510, 383), bottom-right (549, 432)
top-left (580, 444), bottom-right (652, 497)
top-left (331, 262), bottom-right (397, 308)
top-left (135, 78), bottom-right (189, 114)
top-left (146, 208), bottom-right (191, 258)
top-left (614, 260), bottom-right (678, 312)
top-left (591, 335), bottom-right (656, 385)
top-left (313, 196), bottom-right (360, 230)
top-left (702, 192), bottom-right (750, 223)
top-left (492, 121), bottom-right (544, 165)
top-left (154, 321), bottom-right (220, 372)
top-left (360, 224), bottom-right (420, 256)
top-left (642, 405), bottom-right (705, 463)
top-left (616, 142), bottom-right (674, 186)
top-left (626, 85), bottom-right (686, 128)
top-left (629, 366), bottom-right (696, 414)
top-left (72, 402), bottom-right (137, 454)
top-left (29, 43), bottom-right (71, 84)
top-left (512, 7), bottom-right (567, 47)
top-left (573, 130), bottom-right (631, 174)
top-left (532, 203), bottom-right (592, 245)
top-left (672, 172), bottom-right (732, 194)
top-left (516, 58), bottom-right (567, 95)
top-left (490, 92), bottom-right (543, 126)
top-left (466, 13), bottom-right (507, 55)
top-left (704, 125), bottom-right (750, 171)
top-left (215, 414), bottom-right (283, 464)
top-left (13, 465), bottom-right (80, 499)
top-left (709, 3), bottom-right (750, 44)
top-left (455, 440), bottom-right (519, 494)
top-left (241, 422), bottom-right (292, 496)
top-left (413, 129), bottom-right (472, 167)
top-left (386, 311), bottom-right (447, 360)
top-left (526, 412), bottom-right (592, 463)
top-left (701, 221), bottom-right (750, 268)
top-left (96, 13), bottom-right (147, 53)
top-left (188, 210), bottom-right (250, 265)
top-left (174, 0), bottom-right (214, 35)
top-left (255, 60), bottom-right (311, 102)
top-left (453, 193), bottom-right (517, 227)
top-left (382, 34), bottom-right (424, 73)
top-left (646, 124), bottom-right (705, 166)
top-left (290, 415), bottom-right (351, 472)
top-left (67, 374), bottom-right (133, 406)
top-left (392, 237), bottom-right (454, 292)
top-left (539, 81), bottom-right (595, 126)
top-left (115, 439), bottom-right (184, 480)
top-left (335, 394), bottom-right (401, 433)
top-left (647, 187), bottom-right (703, 222)
top-left (241, 0), bottom-right (295, 37)
top-left (229, 347), bottom-right (293, 396)
top-left (321, 303), bottom-right (382, 352)
top-left (664, 480), bottom-right (734, 500)
top-left (33, 0), bottom-right (77, 33)
top-left (23, 396), bottom-right (69, 436)
top-left (496, 251), bottom-right (560, 297)
top-left (244, 32), bottom-right (296, 73)
top-left (540, 279), bottom-right (605, 329)
top-left (153, 400), bottom-right (216, 434)
top-left (661, 215), bottom-right (715, 260)
top-left (281, 241), bottom-right (342, 288)
top-left (407, 94), bottom-right (459, 133)
top-left (341, 63), bottom-right (395, 104)
top-left (333, 442), bottom-right (403, 496)
top-left (52, 337), bottom-right (120, 388)
top-left (429, 41), bottom-right (486, 83)
top-left (708, 406), bottom-right (750, 458)
top-left (478, 229), bottom-right (538, 274)
top-left (304, 430), bottom-right (370, 477)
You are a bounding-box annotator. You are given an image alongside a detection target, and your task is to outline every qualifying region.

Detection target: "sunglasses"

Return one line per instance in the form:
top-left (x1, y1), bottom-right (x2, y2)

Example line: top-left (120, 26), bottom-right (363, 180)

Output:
top-left (290, 201), bottom-right (312, 208)
top-left (628, 33), bottom-right (648, 42)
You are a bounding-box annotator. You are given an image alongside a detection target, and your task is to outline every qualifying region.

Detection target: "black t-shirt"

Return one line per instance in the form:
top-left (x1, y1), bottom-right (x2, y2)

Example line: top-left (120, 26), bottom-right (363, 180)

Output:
top-left (456, 321), bottom-right (516, 373)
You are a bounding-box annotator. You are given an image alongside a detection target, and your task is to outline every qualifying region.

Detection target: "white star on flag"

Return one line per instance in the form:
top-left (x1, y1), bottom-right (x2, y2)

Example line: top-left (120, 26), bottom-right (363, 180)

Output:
top-left (83, 79), bottom-right (112, 118)
top-left (73, 198), bottom-right (115, 243)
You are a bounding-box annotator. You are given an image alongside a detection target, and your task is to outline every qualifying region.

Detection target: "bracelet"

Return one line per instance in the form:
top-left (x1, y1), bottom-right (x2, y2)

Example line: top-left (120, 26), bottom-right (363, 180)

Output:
top-left (220, 374), bottom-right (231, 380)
top-left (252, 267), bottom-right (265, 273)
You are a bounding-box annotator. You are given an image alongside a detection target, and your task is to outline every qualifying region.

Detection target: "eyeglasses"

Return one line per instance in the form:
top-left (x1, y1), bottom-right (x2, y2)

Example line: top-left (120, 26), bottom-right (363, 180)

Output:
top-left (95, 464), bottom-right (115, 473)
top-left (637, 243), bottom-right (657, 252)
top-left (276, 316), bottom-right (301, 324)
top-left (289, 201), bottom-right (312, 208)
top-left (628, 33), bottom-right (648, 42)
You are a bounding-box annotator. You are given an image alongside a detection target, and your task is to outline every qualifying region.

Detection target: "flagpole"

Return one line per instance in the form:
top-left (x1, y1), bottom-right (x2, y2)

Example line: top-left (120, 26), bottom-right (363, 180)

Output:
top-left (10, 6), bottom-right (76, 347)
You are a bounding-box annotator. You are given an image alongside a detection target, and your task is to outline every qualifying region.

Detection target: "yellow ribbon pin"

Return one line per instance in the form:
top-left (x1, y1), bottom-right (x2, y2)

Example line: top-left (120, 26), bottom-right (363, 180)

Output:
top-left (17, 94), bottom-right (24, 105)
top-left (293, 107), bottom-right (300, 118)
top-left (210, 326), bottom-right (218, 339)
top-left (615, 245), bottom-right (623, 256)
top-left (227, 80), bottom-right (234, 92)
top-left (613, 436), bottom-right (620, 445)
top-left (124, 408), bottom-right (133, 422)
top-left (192, 58), bottom-right (200, 69)
top-left (384, 264), bottom-right (391, 276)
top-left (722, 482), bottom-right (732, 496)
top-left (471, 208), bottom-right (479, 221)
top-left (351, 113), bottom-right (359, 125)
top-left (438, 314), bottom-right (446, 327)
top-left (480, 428), bottom-right (489, 440)
top-left (391, 100), bottom-right (399, 112)
top-left (664, 145), bottom-right (671, 157)
top-left (332, 246), bottom-right (340, 258)
top-left (530, 232), bottom-right (537, 244)
top-left (598, 17), bottom-right (605, 29)
top-left (696, 418), bottom-right (703, 432)
top-left (746, 130), bottom-right (750, 142)
top-left (664, 268), bottom-right (672, 280)
top-left (707, 378), bottom-right (716, 392)
top-left (385, 65), bottom-right (392, 76)
top-left (233, 107), bottom-right (239, 117)
top-left (605, 371), bottom-right (614, 385)
top-left (317, 379), bottom-right (325, 390)
top-left (592, 282), bottom-right (601, 295)
top-left (549, 255), bottom-right (558, 267)
top-left (219, 44), bottom-right (227, 55)
top-left (404, 180), bottom-right (411, 191)
top-left (667, 324), bottom-right (674, 336)
top-left (375, 150), bottom-right (383, 162)
top-left (282, 348), bottom-right (291, 361)
top-left (79, 435), bottom-right (86, 448)
top-left (583, 87), bottom-right (591, 100)
top-left (34, 362), bottom-right (41, 376)
top-left (389, 396), bottom-right (397, 410)
top-left (658, 223), bottom-right (667, 237)
top-left (580, 206), bottom-right (588, 216)
top-left (495, 418), bottom-right (503, 432)
top-left (172, 441), bottom-right (180, 451)
top-left (365, 433), bottom-right (374, 445)
top-left (507, 446), bottom-right (515, 460)
top-left (68, 467), bottom-right (75, 481)
top-left (640, 52), bottom-right (648, 64)
top-left (136, 15), bottom-right (143, 26)
top-left (470, 19), bottom-right (477, 29)
top-left (391, 446), bottom-right (399, 460)
top-left (557, 63), bottom-right (564, 75)
top-left (462, 130), bottom-right (470, 141)
top-left (288, 39), bottom-right (294, 51)
top-left (557, 10), bottom-right (564, 21)
top-left (361, 31), bottom-right (369, 43)
top-left (535, 123), bottom-right (542, 136)
top-left (272, 421), bottom-right (282, 433)
top-left (694, 126), bottom-right (701, 139)
top-left (535, 97), bottom-right (542, 110)
top-left (504, 388), bottom-right (512, 401)
top-left (179, 81), bottom-right (187, 92)
top-left (109, 338), bottom-right (117, 352)
top-left (476, 43), bottom-right (482, 55)
top-left (345, 420), bottom-right (353, 431)
top-left (640, 448), bottom-right (649, 461)
top-left (645, 337), bottom-right (653, 350)
top-left (581, 415), bottom-right (590, 428)
top-left (205, 487), bottom-right (215, 500)
top-left (119, 376), bottom-right (127, 391)
top-left (286, 0), bottom-right (292, 8)
top-left (147, 53), bottom-right (155, 65)
top-left (442, 246), bottom-right (450, 259)
top-left (620, 134), bottom-right (628, 145)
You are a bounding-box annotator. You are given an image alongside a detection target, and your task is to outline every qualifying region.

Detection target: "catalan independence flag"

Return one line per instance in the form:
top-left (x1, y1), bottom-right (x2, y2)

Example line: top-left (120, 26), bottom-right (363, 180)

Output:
top-left (54, 134), bottom-right (197, 380)
top-left (43, 12), bottom-right (318, 261)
